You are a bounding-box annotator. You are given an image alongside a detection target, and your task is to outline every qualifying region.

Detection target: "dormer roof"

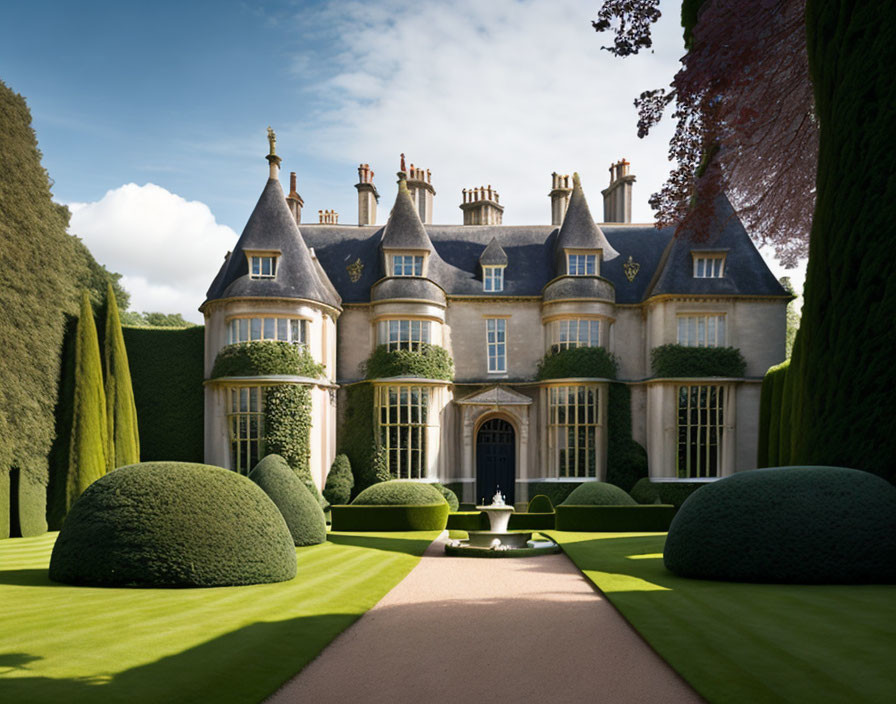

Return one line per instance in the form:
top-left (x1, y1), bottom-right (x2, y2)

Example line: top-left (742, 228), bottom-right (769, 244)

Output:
top-left (479, 236), bottom-right (508, 267)
top-left (203, 177), bottom-right (340, 310)
top-left (554, 173), bottom-right (619, 274)
top-left (380, 177), bottom-right (433, 252)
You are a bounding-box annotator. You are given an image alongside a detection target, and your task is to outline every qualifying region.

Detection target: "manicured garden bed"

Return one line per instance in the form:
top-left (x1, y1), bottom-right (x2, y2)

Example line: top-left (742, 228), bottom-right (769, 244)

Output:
top-left (0, 530), bottom-right (438, 703)
top-left (549, 531), bottom-right (896, 704)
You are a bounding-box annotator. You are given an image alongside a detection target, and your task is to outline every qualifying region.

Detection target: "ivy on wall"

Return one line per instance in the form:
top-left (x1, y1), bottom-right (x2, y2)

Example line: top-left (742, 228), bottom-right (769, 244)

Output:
top-left (211, 341), bottom-right (324, 379)
top-left (536, 346), bottom-right (618, 381)
top-left (364, 343), bottom-right (454, 381)
top-left (650, 344), bottom-right (746, 378)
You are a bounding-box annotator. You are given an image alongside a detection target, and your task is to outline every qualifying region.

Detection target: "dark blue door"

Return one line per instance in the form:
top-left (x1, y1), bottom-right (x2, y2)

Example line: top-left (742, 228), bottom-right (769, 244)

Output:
top-left (476, 419), bottom-right (515, 506)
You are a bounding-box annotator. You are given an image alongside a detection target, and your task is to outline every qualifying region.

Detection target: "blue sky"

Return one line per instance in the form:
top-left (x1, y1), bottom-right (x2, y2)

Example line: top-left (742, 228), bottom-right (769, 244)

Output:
top-left (1, 0), bottom-right (802, 321)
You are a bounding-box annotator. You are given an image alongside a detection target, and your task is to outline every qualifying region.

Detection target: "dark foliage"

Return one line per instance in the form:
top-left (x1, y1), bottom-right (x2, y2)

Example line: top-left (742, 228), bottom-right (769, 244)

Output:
top-left (330, 503), bottom-right (449, 532)
top-left (757, 361), bottom-right (789, 467)
top-left (323, 454), bottom-right (354, 506)
top-left (337, 383), bottom-right (377, 495)
top-left (664, 467), bottom-right (896, 583)
top-left (629, 478), bottom-right (704, 508)
top-left (535, 347), bottom-right (617, 381)
top-left (121, 326), bottom-right (205, 462)
top-left (211, 341), bottom-right (324, 379)
top-left (249, 454), bottom-right (326, 546)
top-left (606, 383), bottom-right (648, 492)
top-left (561, 481), bottom-right (636, 506)
top-left (119, 311), bottom-right (196, 327)
top-left (352, 480), bottom-right (447, 506)
top-left (508, 512), bottom-right (556, 531)
top-left (104, 283), bottom-right (140, 470)
top-left (528, 482), bottom-right (581, 508)
top-left (49, 462), bottom-right (297, 587)
top-left (263, 387), bottom-right (314, 496)
top-left (650, 345), bottom-right (746, 378)
top-left (446, 512), bottom-right (490, 532)
top-left (364, 343), bottom-right (454, 381)
top-left (556, 505), bottom-right (676, 532)
top-left (527, 494), bottom-right (554, 513)
top-left (432, 483), bottom-right (459, 512)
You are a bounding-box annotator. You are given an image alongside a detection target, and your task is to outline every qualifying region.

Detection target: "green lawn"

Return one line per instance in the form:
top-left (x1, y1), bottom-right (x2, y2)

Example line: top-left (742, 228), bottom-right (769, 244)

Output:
top-left (549, 531), bottom-right (896, 704)
top-left (0, 530), bottom-right (437, 703)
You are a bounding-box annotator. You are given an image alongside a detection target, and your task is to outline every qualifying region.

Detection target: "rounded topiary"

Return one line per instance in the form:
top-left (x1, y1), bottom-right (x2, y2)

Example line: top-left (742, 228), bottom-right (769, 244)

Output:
top-left (352, 480), bottom-right (447, 506)
top-left (250, 454), bottom-right (326, 546)
top-left (629, 478), bottom-right (662, 505)
top-left (561, 481), bottom-right (636, 506)
top-left (433, 483), bottom-right (459, 511)
top-left (49, 462), bottom-right (297, 587)
top-left (664, 467), bottom-right (896, 584)
top-left (527, 494), bottom-right (554, 513)
top-left (323, 454), bottom-right (354, 506)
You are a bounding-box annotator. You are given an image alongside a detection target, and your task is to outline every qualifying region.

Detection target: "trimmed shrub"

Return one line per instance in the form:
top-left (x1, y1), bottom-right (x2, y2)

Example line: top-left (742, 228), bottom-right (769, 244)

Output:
top-left (323, 454), bottom-right (354, 506)
top-left (527, 494), bottom-right (554, 513)
top-left (528, 482), bottom-right (581, 507)
top-left (210, 341), bottom-right (324, 379)
top-left (67, 291), bottom-right (108, 511)
top-left (556, 505), bottom-right (676, 532)
top-left (536, 346), bottom-right (617, 380)
top-left (561, 481), bottom-right (636, 506)
top-left (664, 467), bottom-right (896, 583)
top-left (433, 483), bottom-right (460, 511)
top-left (444, 482), bottom-right (464, 503)
top-left (103, 282), bottom-right (140, 470)
top-left (352, 480), bottom-right (447, 506)
top-left (446, 511), bottom-right (490, 531)
top-left (49, 462), bottom-right (297, 587)
top-left (767, 360), bottom-right (789, 466)
top-left (330, 503), bottom-right (450, 532)
top-left (364, 343), bottom-right (454, 381)
top-left (629, 478), bottom-right (705, 508)
top-left (650, 345), bottom-right (746, 378)
top-left (249, 454), bottom-right (326, 546)
top-left (508, 512), bottom-right (556, 530)
top-left (121, 325), bottom-right (204, 462)
top-left (263, 386), bottom-right (316, 499)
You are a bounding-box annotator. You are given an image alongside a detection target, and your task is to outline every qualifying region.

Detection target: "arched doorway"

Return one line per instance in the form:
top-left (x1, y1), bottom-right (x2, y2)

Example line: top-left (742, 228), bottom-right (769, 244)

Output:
top-left (476, 418), bottom-right (515, 505)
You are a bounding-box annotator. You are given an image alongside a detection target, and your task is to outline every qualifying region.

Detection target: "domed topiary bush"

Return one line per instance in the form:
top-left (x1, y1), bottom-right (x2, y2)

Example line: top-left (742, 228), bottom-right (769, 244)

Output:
top-left (249, 454), bottom-right (326, 547)
top-left (561, 481), bottom-right (636, 506)
top-left (527, 494), bottom-right (554, 513)
top-left (49, 462), bottom-right (297, 587)
top-left (664, 467), bottom-right (896, 584)
top-left (323, 454), bottom-right (354, 506)
top-left (352, 480), bottom-right (447, 506)
top-left (433, 483), bottom-right (459, 512)
top-left (629, 478), bottom-right (662, 504)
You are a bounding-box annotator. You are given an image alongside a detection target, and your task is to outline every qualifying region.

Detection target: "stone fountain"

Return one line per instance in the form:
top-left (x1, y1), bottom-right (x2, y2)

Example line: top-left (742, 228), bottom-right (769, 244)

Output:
top-left (444, 488), bottom-right (559, 557)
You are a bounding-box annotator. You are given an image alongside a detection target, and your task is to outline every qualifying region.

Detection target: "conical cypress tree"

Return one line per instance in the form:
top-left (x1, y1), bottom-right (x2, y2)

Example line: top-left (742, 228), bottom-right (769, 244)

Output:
top-left (67, 291), bottom-right (108, 507)
top-left (104, 282), bottom-right (140, 469)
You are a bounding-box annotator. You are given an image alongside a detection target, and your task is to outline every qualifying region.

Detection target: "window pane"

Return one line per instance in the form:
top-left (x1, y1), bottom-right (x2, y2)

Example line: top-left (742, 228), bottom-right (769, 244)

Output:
top-left (277, 318), bottom-right (288, 340)
top-left (264, 318), bottom-right (275, 340)
top-left (250, 318), bottom-right (261, 340)
top-left (251, 257), bottom-right (260, 276)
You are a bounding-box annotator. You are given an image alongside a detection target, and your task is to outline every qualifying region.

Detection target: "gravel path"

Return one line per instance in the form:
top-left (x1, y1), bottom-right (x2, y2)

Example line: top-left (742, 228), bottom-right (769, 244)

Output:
top-left (267, 532), bottom-right (703, 703)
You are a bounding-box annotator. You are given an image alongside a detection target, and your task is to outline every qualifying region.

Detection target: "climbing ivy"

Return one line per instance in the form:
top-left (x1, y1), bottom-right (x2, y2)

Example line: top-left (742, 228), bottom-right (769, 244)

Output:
top-left (650, 344), bottom-right (746, 378)
top-left (364, 343), bottom-right (454, 381)
top-left (211, 341), bottom-right (324, 379)
top-left (536, 346), bottom-right (618, 381)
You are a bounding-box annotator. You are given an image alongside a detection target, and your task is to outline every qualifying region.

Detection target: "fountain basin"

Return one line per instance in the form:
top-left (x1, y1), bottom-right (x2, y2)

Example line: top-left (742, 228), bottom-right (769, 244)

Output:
top-left (475, 505), bottom-right (515, 533)
top-left (465, 531), bottom-right (533, 549)
top-left (444, 533), bottom-right (561, 558)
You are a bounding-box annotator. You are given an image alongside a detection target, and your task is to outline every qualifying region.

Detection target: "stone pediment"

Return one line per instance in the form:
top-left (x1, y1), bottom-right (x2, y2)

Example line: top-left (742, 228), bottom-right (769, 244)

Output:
top-left (455, 385), bottom-right (533, 406)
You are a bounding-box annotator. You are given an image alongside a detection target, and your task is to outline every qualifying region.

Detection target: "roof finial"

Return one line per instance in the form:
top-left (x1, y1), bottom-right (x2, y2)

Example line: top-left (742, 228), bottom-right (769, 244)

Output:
top-left (400, 153), bottom-right (406, 173)
top-left (267, 126), bottom-right (277, 156)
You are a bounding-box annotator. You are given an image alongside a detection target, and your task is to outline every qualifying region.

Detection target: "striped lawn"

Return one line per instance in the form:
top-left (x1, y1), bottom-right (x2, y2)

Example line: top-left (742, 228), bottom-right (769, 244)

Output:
top-left (0, 530), bottom-right (437, 703)
top-left (550, 531), bottom-right (896, 704)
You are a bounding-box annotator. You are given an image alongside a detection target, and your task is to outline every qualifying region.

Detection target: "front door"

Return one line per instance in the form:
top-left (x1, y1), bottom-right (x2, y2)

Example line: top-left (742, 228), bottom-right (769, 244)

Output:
top-left (476, 418), bottom-right (516, 506)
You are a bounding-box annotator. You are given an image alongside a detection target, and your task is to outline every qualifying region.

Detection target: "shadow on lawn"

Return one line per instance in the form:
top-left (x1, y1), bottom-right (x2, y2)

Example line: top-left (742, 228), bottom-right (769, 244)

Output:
top-left (327, 532), bottom-right (436, 555)
top-left (0, 613), bottom-right (358, 704)
top-left (0, 569), bottom-right (59, 588)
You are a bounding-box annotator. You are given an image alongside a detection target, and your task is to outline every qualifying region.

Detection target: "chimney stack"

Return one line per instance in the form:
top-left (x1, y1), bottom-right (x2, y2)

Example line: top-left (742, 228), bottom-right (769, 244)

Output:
top-left (401, 154), bottom-right (436, 223)
top-left (286, 171), bottom-right (304, 224)
top-left (549, 172), bottom-right (572, 226)
top-left (460, 184), bottom-right (504, 225)
top-left (355, 163), bottom-right (379, 226)
top-left (601, 159), bottom-right (635, 223)
top-left (318, 209), bottom-right (339, 224)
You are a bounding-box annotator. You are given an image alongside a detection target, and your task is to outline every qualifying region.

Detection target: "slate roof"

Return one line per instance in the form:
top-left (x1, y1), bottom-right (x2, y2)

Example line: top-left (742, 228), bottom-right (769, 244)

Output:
top-left (554, 173), bottom-right (619, 275)
top-left (203, 178), bottom-right (341, 310)
top-left (479, 237), bottom-right (508, 266)
top-left (379, 177), bottom-right (433, 252)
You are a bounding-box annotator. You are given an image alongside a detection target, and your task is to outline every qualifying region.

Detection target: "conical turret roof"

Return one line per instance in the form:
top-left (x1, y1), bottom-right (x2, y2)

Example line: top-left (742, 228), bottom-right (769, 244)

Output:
top-left (380, 176), bottom-right (433, 252)
top-left (203, 177), bottom-right (340, 309)
top-left (554, 173), bottom-right (619, 274)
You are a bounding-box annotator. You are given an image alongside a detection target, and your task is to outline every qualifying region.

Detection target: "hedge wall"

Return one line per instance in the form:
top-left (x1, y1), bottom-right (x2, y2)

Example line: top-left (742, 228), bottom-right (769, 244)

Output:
top-left (650, 345), bottom-right (746, 378)
top-left (122, 325), bottom-right (205, 462)
top-left (330, 503), bottom-right (450, 532)
top-left (555, 505), bottom-right (677, 532)
top-left (629, 478), bottom-right (705, 508)
top-left (758, 361), bottom-right (789, 467)
top-left (338, 383), bottom-right (376, 494)
top-left (364, 343), bottom-right (454, 381)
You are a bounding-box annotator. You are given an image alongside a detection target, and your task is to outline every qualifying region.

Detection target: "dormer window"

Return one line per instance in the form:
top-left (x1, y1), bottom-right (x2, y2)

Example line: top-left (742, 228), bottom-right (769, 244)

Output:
top-left (483, 266), bottom-right (505, 292)
top-left (567, 252), bottom-right (597, 276)
top-left (391, 254), bottom-right (424, 276)
top-left (245, 250), bottom-right (280, 279)
top-left (693, 253), bottom-right (726, 278)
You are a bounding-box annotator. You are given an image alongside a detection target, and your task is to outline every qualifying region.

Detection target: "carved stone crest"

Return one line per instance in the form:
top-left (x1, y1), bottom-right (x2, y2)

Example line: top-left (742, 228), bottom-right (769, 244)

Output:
top-left (623, 255), bottom-right (640, 282)
top-left (346, 257), bottom-right (364, 283)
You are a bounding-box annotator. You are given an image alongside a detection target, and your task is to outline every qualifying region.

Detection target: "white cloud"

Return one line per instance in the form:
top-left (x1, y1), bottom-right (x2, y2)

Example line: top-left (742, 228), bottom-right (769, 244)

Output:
top-left (67, 183), bottom-right (237, 323)
top-left (287, 0), bottom-right (685, 226)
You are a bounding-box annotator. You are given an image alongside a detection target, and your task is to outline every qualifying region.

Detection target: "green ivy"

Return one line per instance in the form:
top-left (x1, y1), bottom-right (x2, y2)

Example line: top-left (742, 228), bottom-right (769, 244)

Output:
top-left (211, 341), bottom-right (324, 379)
top-left (606, 383), bottom-right (648, 492)
top-left (536, 346), bottom-right (618, 380)
top-left (364, 343), bottom-right (454, 381)
top-left (650, 345), bottom-right (746, 378)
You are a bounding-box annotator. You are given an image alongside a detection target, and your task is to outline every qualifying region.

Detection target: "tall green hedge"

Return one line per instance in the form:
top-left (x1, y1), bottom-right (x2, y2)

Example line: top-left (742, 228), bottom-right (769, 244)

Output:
top-left (650, 345), bottom-right (746, 378)
top-left (759, 360), bottom-right (790, 468)
top-left (364, 343), bottom-right (454, 380)
top-left (67, 292), bottom-right (108, 510)
top-left (0, 79), bottom-right (123, 537)
top-left (121, 325), bottom-right (205, 462)
top-left (104, 283), bottom-right (140, 470)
